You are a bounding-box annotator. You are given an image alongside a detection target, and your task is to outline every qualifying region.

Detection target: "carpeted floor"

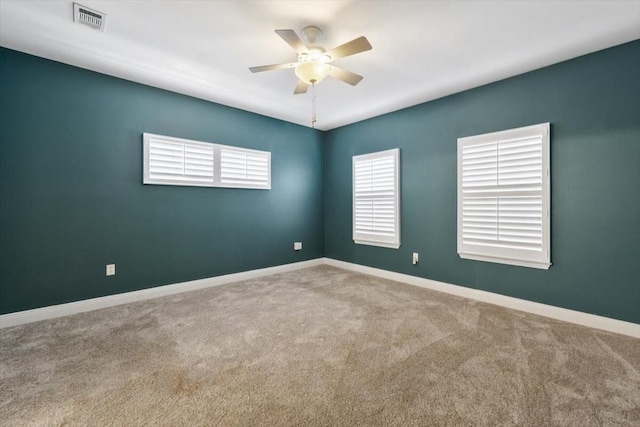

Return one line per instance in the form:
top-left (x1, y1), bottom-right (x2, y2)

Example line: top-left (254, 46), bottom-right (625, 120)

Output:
top-left (1, 265), bottom-right (639, 426)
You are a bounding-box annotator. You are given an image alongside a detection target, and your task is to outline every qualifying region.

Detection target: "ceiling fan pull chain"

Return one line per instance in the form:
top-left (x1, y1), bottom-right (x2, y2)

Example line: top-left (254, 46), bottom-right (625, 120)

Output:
top-left (311, 83), bottom-right (317, 128)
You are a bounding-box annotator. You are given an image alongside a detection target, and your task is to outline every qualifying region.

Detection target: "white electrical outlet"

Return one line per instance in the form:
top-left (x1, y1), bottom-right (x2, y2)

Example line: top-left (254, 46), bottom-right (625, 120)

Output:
top-left (412, 253), bottom-right (419, 265)
top-left (294, 242), bottom-right (302, 251)
top-left (106, 264), bottom-right (116, 276)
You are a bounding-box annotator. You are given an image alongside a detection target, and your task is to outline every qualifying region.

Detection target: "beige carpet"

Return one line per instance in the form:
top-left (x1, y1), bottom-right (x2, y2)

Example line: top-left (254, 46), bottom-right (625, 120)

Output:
top-left (1, 265), bottom-right (639, 426)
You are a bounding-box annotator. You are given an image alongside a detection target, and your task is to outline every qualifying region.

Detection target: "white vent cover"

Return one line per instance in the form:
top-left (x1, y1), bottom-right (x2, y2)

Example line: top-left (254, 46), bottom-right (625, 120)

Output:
top-left (73, 3), bottom-right (106, 31)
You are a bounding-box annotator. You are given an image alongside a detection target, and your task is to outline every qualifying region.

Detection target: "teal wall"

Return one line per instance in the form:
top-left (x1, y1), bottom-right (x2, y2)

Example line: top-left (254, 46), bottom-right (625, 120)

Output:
top-left (2, 41), bottom-right (639, 323)
top-left (325, 40), bottom-right (640, 324)
top-left (0, 48), bottom-right (324, 315)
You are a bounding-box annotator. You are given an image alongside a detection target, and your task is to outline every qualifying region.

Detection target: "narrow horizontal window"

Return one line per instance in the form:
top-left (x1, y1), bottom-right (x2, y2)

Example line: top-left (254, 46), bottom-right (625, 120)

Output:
top-left (143, 133), bottom-right (270, 190)
top-left (457, 123), bottom-right (550, 269)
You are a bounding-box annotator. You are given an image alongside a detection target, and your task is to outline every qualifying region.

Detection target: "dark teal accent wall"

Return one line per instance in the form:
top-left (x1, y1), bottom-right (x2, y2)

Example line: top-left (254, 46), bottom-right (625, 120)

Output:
top-left (0, 48), bottom-right (324, 315)
top-left (325, 40), bottom-right (640, 324)
top-left (2, 41), bottom-right (639, 324)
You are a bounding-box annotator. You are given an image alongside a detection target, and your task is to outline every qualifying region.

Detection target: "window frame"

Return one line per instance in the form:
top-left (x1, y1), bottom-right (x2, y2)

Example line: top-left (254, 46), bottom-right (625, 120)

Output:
top-left (143, 133), bottom-right (271, 190)
top-left (457, 123), bottom-right (550, 270)
top-left (352, 148), bottom-right (401, 249)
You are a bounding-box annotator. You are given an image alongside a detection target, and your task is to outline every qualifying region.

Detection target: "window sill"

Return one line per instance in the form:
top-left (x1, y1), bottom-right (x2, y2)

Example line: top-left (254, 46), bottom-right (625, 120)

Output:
top-left (354, 240), bottom-right (400, 249)
top-left (459, 253), bottom-right (551, 270)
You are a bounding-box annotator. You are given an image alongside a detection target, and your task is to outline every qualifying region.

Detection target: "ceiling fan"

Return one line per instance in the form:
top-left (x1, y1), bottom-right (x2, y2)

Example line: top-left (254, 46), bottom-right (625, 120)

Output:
top-left (249, 26), bottom-right (372, 94)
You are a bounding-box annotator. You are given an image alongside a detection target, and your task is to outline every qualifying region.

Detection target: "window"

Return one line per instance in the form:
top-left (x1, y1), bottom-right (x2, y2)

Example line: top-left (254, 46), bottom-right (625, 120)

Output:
top-left (143, 133), bottom-right (270, 189)
top-left (220, 146), bottom-right (270, 189)
top-left (457, 123), bottom-right (550, 269)
top-left (353, 148), bottom-right (400, 248)
top-left (143, 134), bottom-right (215, 187)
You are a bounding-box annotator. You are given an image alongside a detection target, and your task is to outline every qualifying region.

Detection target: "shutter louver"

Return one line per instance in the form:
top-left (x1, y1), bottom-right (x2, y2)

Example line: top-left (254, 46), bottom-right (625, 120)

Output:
top-left (458, 123), bottom-right (550, 269)
top-left (221, 148), bottom-right (270, 188)
top-left (147, 137), bottom-right (214, 185)
top-left (353, 149), bottom-right (400, 248)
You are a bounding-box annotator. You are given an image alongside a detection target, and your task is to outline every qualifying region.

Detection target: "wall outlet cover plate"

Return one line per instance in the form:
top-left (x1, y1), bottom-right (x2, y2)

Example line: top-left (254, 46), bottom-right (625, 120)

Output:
top-left (106, 264), bottom-right (116, 276)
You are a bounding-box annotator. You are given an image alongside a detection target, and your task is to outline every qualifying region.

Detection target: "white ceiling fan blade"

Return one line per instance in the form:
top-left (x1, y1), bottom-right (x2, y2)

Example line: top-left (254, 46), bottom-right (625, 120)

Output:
top-left (294, 80), bottom-right (308, 94)
top-left (249, 62), bottom-right (299, 73)
top-left (275, 29), bottom-right (309, 54)
top-left (325, 36), bottom-right (372, 61)
top-left (327, 66), bottom-right (364, 86)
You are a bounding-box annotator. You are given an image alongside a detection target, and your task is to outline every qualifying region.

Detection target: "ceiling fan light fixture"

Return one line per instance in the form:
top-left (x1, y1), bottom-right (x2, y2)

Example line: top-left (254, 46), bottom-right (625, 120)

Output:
top-left (249, 26), bottom-right (372, 127)
top-left (295, 61), bottom-right (329, 85)
top-left (298, 49), bottom-right (330, 64)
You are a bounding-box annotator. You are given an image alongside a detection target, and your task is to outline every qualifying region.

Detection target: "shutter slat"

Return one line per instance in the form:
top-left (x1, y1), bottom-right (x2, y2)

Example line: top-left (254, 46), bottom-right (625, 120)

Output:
top-left (148, 173), bottom-right (212, 182)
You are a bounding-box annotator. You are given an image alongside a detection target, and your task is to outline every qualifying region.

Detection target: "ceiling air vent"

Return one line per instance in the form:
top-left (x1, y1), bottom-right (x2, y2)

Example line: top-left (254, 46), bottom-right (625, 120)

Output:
top-left (73, 3), bottom-right (106, 31)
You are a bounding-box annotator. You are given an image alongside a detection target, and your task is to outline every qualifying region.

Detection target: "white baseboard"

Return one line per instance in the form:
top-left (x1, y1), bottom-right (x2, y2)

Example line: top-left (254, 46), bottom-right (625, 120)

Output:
top-left (0, 258), bottom-right (324, 329)
top-left (3, 257), bottom-right (638, 339)
top-left (323, 258), bottom-right (640, 339)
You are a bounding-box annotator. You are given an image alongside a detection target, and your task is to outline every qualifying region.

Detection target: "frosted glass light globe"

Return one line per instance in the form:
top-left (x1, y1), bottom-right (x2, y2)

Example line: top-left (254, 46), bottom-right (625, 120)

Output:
top-left (295, 61), bottom-right (329, 85)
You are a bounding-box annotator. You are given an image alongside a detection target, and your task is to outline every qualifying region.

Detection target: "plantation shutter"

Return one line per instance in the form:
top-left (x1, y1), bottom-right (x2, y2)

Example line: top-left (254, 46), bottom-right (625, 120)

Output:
top-left (458, 123), bottom-right (550, 269)
top-left (220, 147), bottom-right (271, 189)
top-left (144, 134), bottom-right (214, 186)
top-left (143, 133), bottom-right (270, 190)
top-left (353, 149), bottom-right (400, 248)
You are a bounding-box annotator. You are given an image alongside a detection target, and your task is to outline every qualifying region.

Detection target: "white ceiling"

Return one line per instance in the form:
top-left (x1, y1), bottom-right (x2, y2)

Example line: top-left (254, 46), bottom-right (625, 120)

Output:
top-left (1, 1), bottom-right (639, 130)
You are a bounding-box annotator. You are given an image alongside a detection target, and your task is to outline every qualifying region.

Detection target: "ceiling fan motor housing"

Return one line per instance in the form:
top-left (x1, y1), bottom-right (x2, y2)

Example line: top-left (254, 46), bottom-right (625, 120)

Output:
top-left (298, 47), bottom-right (330, 64)
top-left (301, 26), bottom-right (322, 44)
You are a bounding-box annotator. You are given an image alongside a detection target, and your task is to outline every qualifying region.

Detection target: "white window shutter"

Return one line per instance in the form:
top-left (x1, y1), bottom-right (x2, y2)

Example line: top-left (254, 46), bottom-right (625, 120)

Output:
top-left (144, 134), bottom-right (214, 186)
top-left (458, 123), bottom-right (550, 269)
top-left (220, 147), bottom-right (271, 189)
top-left (143, 133), bottom-right (270, 190)
top-left (353, 149), bottom-right (400, 249)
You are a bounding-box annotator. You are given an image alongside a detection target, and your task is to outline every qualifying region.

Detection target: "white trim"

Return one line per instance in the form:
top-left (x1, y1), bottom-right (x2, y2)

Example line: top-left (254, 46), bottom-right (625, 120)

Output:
top-left (0, 259), bottom-right (323, 329)
top-left (323, 258), bottom-right (640, 339)
top-left (459, 253), bottom-right (551, 270)
top-left (3, 257), bottom-right (638, 339)
top-left (353, 240), bottom-right (401, 249)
